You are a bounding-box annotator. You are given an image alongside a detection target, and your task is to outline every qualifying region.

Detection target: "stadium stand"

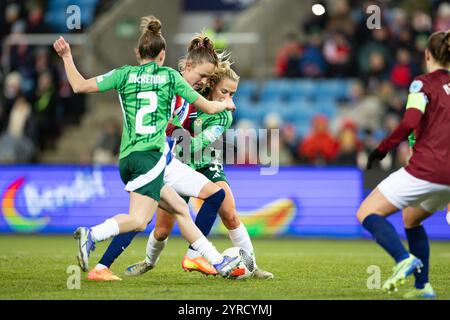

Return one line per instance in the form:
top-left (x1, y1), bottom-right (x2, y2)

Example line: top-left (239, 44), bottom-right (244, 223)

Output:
top-left (1, 0), bottom-right (449, 169)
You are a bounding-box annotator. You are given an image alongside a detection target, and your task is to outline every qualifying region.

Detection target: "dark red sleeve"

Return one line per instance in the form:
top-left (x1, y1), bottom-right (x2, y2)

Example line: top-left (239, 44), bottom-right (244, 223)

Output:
top-left (377, 108), bottom-right (423, 153)
top-left (184, 105), bottom-right (198, 135)
top-left (165, 123), bottom-right (178, 136)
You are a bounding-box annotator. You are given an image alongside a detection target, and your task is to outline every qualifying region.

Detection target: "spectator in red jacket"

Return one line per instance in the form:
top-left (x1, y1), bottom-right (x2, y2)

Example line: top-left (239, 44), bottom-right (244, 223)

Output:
top-left (274, 32), bottom-right (303, 77)
top-left (298, 114), bottom-right (338, 165)
top-left (390, 48), bottom-right (418, 89)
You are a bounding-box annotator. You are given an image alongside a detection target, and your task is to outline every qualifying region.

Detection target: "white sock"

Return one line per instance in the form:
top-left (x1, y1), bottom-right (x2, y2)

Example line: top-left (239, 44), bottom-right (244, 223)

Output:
top-left (191, 236), bottom-right (222, 265)
top-left (186, 248), bottom-right (202, 259)
top-left (145, 230), bottom-right (167, 266)
top-left (228, 223), bottom-right (254, 255)
top-left (228, 223), bottom-right (257, 266)
top-left (95, 263), bottom-right (107, 270)
top-left (91, 218), bottom-right (119, 242)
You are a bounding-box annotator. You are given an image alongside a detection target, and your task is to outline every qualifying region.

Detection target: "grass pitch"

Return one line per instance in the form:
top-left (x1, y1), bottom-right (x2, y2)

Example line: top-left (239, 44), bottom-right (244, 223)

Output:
top-left (0, 235), bottom-right (449, 300)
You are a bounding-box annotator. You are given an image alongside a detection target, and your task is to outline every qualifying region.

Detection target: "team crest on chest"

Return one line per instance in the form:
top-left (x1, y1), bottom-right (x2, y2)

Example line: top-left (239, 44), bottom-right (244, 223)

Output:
top-left (194, 118), bottom-right (203, 127)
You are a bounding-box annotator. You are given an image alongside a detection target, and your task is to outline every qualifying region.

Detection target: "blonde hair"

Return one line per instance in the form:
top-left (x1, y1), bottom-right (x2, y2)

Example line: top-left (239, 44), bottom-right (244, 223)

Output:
top-left (137, 15), bottom-right (166, 59)
top-left (207, 59), bottom-right (240, 89)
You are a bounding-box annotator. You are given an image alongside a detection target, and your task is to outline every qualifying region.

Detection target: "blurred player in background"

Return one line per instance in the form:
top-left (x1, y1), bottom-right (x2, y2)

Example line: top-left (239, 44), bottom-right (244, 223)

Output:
top-left (88, 34), bottom-right (229, 281)
top-left (126, 60), bottom-right (274, 279)
top-left (358, 30), bottom-right (450, 298)
top-left (53, 15), bottom-right (238, 277)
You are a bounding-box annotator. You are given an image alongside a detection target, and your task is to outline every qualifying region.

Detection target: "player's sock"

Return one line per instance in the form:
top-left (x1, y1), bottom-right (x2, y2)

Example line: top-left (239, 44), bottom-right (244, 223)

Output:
top-left (95, 263), bottom-right (108, 270)
top-left (186, 248), bottom-right (202, 259)
top-left (188, 189), bottom-right (225, 252)
top-left (362, 214), bottom-right (409, 263)
top-left (98, 231), bottom-right (139, 268)
top-left (405, 225), bottom-right (429, 289)
top-left (145, 230), bottom-right (167, 266)
top-left (91, 218), bottom-right (120, 242)
top-left (190, 236), bottom-right (223, 265)
top-left (228, 223), bottom-right (254, 255)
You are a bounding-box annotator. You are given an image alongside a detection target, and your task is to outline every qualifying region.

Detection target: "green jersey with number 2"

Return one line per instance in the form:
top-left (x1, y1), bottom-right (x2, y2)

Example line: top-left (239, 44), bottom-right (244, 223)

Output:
top-left (96, 61), bottom-right (199, 159)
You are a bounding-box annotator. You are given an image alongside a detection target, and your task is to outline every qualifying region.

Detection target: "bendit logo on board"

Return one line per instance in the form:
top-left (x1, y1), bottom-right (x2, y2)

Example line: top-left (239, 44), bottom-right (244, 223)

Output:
top-left (1, 171), bottom-right (106, 233)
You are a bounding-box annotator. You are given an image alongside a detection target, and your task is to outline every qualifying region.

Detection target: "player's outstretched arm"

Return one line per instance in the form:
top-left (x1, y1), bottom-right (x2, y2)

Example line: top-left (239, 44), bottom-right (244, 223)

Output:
top-left (367, 108), bottom-right (423, 170)
top-left (53, 36), bottom-right (99, 94)
top-left (192, 95), bottom-right (235, 115)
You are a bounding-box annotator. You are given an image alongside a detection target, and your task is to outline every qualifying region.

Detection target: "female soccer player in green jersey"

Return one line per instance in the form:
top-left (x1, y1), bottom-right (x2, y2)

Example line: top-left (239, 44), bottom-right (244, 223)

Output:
top-left (87, 34), bottom-right (233, 281)
top-left (127, 60), bottom-right (273, 279)
top-left (53, 16), bottom-right (238, 277)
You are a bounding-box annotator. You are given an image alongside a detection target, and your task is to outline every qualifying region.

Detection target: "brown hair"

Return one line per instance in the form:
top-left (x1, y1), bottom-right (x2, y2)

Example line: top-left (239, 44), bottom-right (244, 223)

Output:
top-left (178, 34), bottom-right (219, 71)
top-left (137, 16), bottom-right (166, 60)
top-left (427, 30), bottom-right (450, 67)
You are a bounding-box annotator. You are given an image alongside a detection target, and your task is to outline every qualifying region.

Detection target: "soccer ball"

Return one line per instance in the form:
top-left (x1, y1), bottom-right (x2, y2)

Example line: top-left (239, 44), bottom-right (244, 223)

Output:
top-left (222, 247), bottom-right (255, 280)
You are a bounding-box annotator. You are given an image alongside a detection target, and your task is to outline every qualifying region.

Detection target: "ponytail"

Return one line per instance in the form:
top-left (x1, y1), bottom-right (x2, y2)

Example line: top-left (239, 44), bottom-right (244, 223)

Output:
top-left (179, 34), bottom-right (219, 71)
top-left (427, 30), bottom-right (450, 67)
top-left (137, 15), bottom-right (166, 60)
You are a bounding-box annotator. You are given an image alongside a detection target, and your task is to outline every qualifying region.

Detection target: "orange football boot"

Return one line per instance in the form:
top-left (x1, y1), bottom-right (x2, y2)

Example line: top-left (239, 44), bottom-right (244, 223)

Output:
top-left (87, 268), bottom-right (122, 281)
top-left (181, 255), bottom-right (218, 276)
top-left (230, 267), bottom-right (246, 278)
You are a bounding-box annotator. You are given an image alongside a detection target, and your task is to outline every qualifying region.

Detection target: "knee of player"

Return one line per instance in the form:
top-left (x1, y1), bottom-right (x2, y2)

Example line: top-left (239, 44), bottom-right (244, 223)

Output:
top-left (132, 216), bottom-right (151, 232)
top-left (402, 213), bottom-right (419, 229)
top-left (221, 209), bottom-right (240, 229)
top-left (176, 201), bottom-right (190, 216)
top-left (154, 227), bottom-right (170, 241)
top-left (356, 208), bottom-right (367, 224)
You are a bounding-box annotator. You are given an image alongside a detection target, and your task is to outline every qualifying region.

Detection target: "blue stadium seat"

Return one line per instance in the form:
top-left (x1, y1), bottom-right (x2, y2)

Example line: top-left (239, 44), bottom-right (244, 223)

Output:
top-left (293, 119), bottom-right (311, 138)
top-left (288, 79), bottom-right (316, 101)
top-left (283, 105), bottom-right (314, 138)
top-left (234, 95), bottom-right (253, 109)
top-left (235, 80), bottom-right (257, 100)
top-left (276, 103), bottom-right (314, 125)
top-left (234, 103), bottom-right (266, 125)
top-left (318, 79), bottom-right (355, 99)
top-left (260, 100), bottom-right (289, 111)
top-left (314, 97), bottom-right (338, 119)
top-left (259, 79), bottom-right (294, 102)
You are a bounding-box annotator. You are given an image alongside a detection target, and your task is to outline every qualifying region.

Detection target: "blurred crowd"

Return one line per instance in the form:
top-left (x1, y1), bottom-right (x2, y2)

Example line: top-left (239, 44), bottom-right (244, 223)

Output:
top-left (1, 0), bottom-right (449, 168)
top-left (268, 0), bottom-right (450, 169)
top-left (0, 0), bottom-right (116, 163)
top-left (1, 1), bottom-right (78, 162)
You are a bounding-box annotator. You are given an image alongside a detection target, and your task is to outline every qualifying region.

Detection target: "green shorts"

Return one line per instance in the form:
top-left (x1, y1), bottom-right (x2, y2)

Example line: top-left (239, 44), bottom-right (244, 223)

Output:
top-left (197, 163), bottom-right (228, 184)
top-left (119, 150), bottom-right (165, 202)
top-left (180, 163), bottom-right (228, 204)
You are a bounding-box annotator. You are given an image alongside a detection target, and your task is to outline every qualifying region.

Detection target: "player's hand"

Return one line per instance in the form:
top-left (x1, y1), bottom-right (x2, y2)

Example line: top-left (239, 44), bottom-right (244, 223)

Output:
top-left (172, 127), bottom-right (189, 144)
top-left (366, 149), bottom-right (387, 170)
top-left (53, 36), bottom-right (71, 59)
top-left (224, 97), bottom-right (236, 112)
